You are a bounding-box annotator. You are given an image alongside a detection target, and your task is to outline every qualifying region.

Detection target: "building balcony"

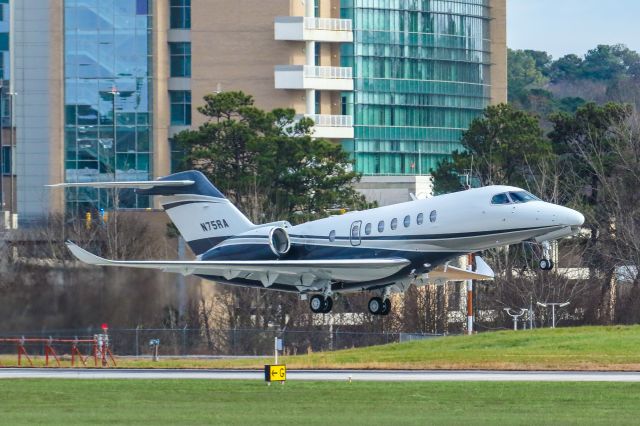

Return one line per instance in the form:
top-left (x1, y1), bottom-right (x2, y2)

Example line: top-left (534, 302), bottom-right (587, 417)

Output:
top-left (305, 114), bottom-right (354, 139)
top-left (275, 16), bottom-right (353, 43)
top-left (274, 65), bottom-right (353, 91)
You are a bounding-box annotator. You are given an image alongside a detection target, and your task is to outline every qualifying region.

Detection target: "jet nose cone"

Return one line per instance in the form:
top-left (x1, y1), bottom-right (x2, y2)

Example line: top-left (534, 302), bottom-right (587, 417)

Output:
top-left (565, 208), bottom-right (585, 227)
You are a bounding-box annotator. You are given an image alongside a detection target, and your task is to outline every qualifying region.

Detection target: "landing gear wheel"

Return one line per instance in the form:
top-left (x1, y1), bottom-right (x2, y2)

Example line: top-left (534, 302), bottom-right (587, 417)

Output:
top-left (322, 296), bottom-right (333, 313)
top-left (310, 295), bottom-right (325, 313)
top-left (380, 298), bottom-right (392, 316)
top-left (539, 258), bottom-right (554, 271)
top-left (368, 297), bottom-right (384, 315)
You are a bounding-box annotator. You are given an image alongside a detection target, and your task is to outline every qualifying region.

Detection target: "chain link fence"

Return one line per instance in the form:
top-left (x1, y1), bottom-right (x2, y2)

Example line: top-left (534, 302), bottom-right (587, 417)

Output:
top-left (0, 328), bottom-right (444, 358)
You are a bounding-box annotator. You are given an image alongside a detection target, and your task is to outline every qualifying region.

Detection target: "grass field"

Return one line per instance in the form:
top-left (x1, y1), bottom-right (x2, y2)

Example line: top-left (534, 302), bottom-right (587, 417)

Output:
top-left (2, 379), bottom-right (640, 425)
top-left (2, 325), bottom-right (640, 370)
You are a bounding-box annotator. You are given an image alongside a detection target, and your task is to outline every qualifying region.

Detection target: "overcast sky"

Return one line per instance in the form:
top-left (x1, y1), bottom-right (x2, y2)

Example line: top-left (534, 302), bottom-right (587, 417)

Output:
top-left (508, 0), bottom-right (640, 59)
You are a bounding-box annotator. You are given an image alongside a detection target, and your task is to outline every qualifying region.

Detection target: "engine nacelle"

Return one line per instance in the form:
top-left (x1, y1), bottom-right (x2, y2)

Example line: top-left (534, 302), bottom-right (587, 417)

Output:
top-left (201, 226), bottom-right (291, 261)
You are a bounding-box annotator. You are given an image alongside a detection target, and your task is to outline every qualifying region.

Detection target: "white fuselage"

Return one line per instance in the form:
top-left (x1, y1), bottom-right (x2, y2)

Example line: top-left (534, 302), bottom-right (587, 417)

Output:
top-left (285, 185), bottom-right (584, 264)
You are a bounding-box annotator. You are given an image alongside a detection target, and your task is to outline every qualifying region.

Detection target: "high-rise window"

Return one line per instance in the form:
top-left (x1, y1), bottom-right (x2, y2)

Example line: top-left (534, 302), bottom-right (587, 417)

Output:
top-left (64, 1), bottom-right (153, 212)
top-left (170, 0), bottom-right (191, 29)
top-left (1, 146), bottom-right (10, 175)
top-left (341, 1), bottom-right (491, 176)
top-left (169, 42), bottom-right (191, 77)
top-left (170, 90), bottom-right (192, 125)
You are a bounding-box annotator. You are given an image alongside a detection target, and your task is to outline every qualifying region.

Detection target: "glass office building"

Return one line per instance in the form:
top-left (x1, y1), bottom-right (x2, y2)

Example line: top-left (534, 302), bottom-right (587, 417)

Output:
top-left (63, 0), bottom-right (153, 213)
top-left (340, 0), bottom-right (491, 175)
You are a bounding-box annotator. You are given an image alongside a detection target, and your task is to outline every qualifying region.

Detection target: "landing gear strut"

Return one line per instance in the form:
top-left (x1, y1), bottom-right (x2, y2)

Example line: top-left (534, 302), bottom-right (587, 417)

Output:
top-left (368, 297), bottom-right (391, 316)
top-left (310, 295), bottom-right (333, 314)
top-left (539, 241), bottom-right (554, 271)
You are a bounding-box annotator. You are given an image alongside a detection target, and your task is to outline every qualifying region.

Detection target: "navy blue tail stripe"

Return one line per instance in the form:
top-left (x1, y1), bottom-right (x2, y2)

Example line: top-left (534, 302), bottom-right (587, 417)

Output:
top-left (162, 200), bottom-right (221, 210)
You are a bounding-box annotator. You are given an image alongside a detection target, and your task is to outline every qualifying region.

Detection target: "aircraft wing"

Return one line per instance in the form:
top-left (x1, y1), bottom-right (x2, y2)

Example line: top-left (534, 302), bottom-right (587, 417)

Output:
top-left (423, 256), bottom-right (495, 284)
top-left (66, 241), bottom-right (410, 285)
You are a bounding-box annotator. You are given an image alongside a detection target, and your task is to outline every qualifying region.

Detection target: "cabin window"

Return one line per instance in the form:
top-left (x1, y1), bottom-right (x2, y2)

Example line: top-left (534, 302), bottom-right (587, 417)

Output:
top-left (365, 222), bottom-right (372, 235)
top-left (491, 193), bottom-right (511, 205)
top-left (417, 213), bottom-right (424, 225)
top-left (404, 215), bottom-right (410, 228)
top-left (329, 230), bottom-right (336, 242)
top-left (391, 218), bottom-right (398, 230)
top-left (430, 210), bottom-right (437, 223)
top-left (378, 220), bottom-right (385, 232)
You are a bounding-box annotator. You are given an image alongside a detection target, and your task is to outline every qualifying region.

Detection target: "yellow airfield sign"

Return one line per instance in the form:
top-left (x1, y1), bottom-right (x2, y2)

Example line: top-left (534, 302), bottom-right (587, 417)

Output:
top-left (265, 364), bottom-right (286, 382)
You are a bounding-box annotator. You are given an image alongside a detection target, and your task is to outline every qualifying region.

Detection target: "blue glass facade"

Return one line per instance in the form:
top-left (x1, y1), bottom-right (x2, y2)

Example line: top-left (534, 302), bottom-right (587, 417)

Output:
top-left (341, 0), bottom-right (491, 175)
top-left (0, 0), bottom-right (11, 190)
top-left (64, 0), bottom-right (153, 213)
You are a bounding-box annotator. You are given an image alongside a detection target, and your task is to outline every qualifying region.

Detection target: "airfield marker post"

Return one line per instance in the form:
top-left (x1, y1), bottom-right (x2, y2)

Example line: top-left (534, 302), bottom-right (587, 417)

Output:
top-left (274, 337), bottom-right (283, 364)
top-left (504, 308), bottom-right (528, 330)
top-left (537, 301), bottom-right (570, 328)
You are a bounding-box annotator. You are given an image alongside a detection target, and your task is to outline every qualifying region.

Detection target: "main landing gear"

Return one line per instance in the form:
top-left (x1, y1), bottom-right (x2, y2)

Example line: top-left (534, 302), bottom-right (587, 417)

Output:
top-left (309, 295), bottom-right (333, 314)
top-left (539, 240), bottom-right (554, 271)
top-left (368, 297), bottom-right (391, 316)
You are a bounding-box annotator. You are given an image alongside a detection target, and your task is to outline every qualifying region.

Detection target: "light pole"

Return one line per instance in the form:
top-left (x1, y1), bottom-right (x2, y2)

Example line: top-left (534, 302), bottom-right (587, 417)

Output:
top-left (109, 85), bottom-right (119, 175)
top-left (504, 308), bottom-right (528, 331)
top-left (108, 86), bottom-right (120, 258)
top-left (537, 301), bottom-right (570, 328)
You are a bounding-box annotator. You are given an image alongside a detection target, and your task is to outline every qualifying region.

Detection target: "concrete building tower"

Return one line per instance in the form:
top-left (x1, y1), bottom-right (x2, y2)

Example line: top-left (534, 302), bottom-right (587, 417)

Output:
top-left (7, 0), bottom-right (506, 223)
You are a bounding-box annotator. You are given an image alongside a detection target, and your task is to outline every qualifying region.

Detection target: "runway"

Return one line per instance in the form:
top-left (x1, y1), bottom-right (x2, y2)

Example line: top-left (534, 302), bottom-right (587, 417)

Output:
top-left (2, 368), bottom-right (640, 382)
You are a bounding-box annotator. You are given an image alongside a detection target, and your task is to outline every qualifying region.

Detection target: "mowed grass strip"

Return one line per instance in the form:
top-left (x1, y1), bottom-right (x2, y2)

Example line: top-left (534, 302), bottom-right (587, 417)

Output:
top-left (1, 379), bottom-right (639, 425)
top-left (2, 325), bottom-right (640, 370)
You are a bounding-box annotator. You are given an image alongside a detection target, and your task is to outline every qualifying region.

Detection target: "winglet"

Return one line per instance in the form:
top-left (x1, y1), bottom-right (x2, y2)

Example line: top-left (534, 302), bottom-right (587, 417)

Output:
top-left (474, 256), bottom-right (495, 279)
top-left (66, 241), bottom-right (110, 266)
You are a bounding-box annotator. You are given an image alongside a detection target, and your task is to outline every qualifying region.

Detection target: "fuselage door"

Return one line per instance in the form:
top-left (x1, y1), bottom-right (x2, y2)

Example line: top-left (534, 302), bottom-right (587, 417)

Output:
top-left (350, 221), bottom-right (362, 246)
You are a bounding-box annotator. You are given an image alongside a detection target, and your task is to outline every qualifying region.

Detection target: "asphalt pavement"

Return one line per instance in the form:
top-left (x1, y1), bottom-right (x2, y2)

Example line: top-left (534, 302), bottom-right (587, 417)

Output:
top-left (2, 368), bottom-right (640, 382)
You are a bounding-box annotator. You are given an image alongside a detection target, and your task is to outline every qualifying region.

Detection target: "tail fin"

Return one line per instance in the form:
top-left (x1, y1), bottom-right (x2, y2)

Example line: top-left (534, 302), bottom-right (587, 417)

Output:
top-left (137, 171), bottom-right (254, 256)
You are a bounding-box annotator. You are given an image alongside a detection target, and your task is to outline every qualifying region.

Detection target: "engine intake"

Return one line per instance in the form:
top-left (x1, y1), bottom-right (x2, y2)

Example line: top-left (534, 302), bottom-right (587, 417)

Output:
top-left (201, 226), bottom-right (291, 261)
top-left (269, 227), bottom-right (291, 256)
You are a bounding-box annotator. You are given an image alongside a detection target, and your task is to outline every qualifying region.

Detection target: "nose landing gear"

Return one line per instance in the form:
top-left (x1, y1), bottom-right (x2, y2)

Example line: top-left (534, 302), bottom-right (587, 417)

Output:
top-left (539, 258), bottom-right (554, 271)
top-left (539, 241), bottom-right (554, 271)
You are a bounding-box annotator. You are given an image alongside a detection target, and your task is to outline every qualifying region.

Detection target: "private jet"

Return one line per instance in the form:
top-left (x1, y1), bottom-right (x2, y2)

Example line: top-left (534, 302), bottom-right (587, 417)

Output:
top-left (51, 171), bottom-right (585, 315)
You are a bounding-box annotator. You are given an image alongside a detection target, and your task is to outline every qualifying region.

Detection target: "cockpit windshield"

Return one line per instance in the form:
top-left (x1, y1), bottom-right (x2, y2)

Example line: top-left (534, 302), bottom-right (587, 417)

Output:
top-left (491, 193), bottom-right (511, 205)
top-left (509, 191), bottom-right (540, 203)
top-left (491, 191), bottom-right (541, 205)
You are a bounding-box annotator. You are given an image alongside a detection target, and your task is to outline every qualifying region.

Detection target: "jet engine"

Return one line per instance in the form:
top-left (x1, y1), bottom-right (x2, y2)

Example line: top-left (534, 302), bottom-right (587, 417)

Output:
top-left (201, 226), bottom-right (291, 261)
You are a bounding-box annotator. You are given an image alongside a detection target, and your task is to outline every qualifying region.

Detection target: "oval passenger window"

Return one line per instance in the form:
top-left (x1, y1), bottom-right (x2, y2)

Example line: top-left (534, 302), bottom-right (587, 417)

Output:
top-left (417, 213), bottom-right (424, 225)
top-left (329, 230), bottom-right (336, 242)
top-left (430, 210), bottom-right (437, 223)
top-left (404, 215), bottom-right (410, 228)
top-left (378, 221), bottom-right (385, 232)
top-left (391, 218), bottom-right (398, 230)
top-left (365, 223), bottom-right (372, 235)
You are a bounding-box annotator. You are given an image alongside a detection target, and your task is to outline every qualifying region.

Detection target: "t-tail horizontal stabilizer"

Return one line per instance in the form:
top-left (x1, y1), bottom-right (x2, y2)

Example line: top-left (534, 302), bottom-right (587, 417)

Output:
top-left (47, 180), bottom-right (194, 190)
top-left (51, 171), bottom-right (249, 257)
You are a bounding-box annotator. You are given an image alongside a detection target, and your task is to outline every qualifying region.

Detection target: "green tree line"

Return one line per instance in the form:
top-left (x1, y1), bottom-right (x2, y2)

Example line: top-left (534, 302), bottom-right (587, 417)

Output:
top-left (509, 44), bottom-right (640, 114)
